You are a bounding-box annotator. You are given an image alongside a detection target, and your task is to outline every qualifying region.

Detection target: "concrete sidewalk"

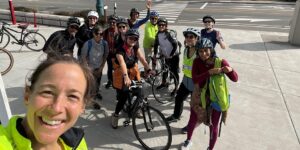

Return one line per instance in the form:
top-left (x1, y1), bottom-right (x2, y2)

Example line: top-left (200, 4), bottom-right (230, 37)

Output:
top-left (1, 24), bottom-right (300, 150)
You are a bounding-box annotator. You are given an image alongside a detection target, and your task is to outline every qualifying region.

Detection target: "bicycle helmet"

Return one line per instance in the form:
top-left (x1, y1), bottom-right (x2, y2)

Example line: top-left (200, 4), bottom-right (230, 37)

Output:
top-left (87, 11), bottom-right (99, 19)
top-left (67, 17), bottom-right (80, 27)
top-left (183, 27), bottom-right (201, 38)
top-left (202, 15), bottom-right (215, 24)
top-left (117, 17), bottom-right (128, 26)
top-left (157, 17), bottom-right (168, 25)
top-left (108, 15), bottom-right (118, 21)
top-left (130, 8), bottom-right (140, 16)
top-left (196, 38), bottom-right (214, 49)
top-left (125, 29), bottom-right (140, 39)
top-left (150, 10), bottom-right (159, 17)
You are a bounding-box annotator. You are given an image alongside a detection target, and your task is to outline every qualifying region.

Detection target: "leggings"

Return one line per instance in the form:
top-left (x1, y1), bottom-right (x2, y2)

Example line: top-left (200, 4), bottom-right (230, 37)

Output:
top-left (186, 108), bottom-right (221, 150)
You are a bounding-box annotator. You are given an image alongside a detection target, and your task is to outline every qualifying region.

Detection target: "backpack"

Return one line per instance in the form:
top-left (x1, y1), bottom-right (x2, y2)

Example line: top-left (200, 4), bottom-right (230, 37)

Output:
top-left (87, 39), bottom-right (108, 59)
top-left (167, 29), bottom-right (182, 53)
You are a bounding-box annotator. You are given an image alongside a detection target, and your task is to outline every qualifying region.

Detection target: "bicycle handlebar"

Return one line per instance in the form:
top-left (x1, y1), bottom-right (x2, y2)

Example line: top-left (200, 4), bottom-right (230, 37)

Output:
top-left (129, 80), bottom-right (144, 90)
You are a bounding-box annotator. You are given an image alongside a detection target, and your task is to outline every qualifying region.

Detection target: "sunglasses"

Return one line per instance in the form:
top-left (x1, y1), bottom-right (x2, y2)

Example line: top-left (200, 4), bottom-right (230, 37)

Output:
top-left (204, 20), bottom-right (213, 23)
top-left (89, 17), bottom-right (98, 20)
top-left (150, 17), bottom-right (158, 20)
top-left (158, 24), bottom-right (166, 27)
top-left (185, 35), bottom-right (195, 39)
top-left (110, 21), bottom-right (116, 24)
top-left (69, 25), bottom-right (79, 30)
top-left (118, 25), bottom-right (126, 29)
top-left (128, 36), bottom-right (138, 41)
top-left (94, 32), bottom-right (103, 36)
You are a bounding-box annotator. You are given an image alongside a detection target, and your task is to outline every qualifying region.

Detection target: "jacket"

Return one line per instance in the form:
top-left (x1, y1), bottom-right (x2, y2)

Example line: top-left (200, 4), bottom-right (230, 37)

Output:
top-left (0, 116), bottom-right (88, 150)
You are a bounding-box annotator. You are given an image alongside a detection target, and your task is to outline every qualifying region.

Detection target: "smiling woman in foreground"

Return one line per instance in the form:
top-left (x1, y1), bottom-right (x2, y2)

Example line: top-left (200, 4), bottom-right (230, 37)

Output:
top-left (0, 55), bottom-right (95, 150)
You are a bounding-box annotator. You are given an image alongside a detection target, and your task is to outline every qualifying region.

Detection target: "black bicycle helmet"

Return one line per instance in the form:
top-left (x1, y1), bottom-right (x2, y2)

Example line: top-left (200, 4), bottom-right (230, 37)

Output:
top-left (130, 8), bottom-right (140, 16)
top-left (183, 27), bottom-right (201, 38)
top-left (117, 17), bottom-right (128, 26)
top-left (67, 17), bottom-right (80, 27)
top-left (202, 15), bottom-right (215, 24)
top-left (125, 29), bottom-right (140, 39)
top-left (108, 15), bottom-right (118, 21)
top-left (157, 17), bottom-right (168, 25)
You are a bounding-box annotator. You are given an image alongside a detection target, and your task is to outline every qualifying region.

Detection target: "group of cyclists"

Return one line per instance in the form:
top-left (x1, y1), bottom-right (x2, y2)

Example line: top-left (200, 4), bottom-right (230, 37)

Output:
top-left (39, 1), bottom-right (239, 149)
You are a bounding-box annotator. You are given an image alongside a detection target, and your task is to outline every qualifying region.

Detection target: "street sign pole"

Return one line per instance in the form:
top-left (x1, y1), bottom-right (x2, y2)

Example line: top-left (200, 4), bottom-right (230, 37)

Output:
top-left (0, 74), bottom-right (12, 126)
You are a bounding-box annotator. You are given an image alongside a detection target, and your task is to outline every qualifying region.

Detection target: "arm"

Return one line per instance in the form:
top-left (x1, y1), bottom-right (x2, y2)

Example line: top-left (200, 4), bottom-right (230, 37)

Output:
top-left (99, 41), bottom-right (109, 71)
top-left (216, 30), bottom-right (226, 49)
top-left (132, 1), bottom-right (151, 29)
top-left (43, 31), bottom-right (59, 53)
top-left (221, 59), bottom-right (238, 82)
top-left (80, 41), bottom-right (89, 64)
top-left (169, 33), bottom-right (178, 57)
top-left (137, 48), bottom-right (151, 71)
top-left (116, 54), bottom-right (131, 87)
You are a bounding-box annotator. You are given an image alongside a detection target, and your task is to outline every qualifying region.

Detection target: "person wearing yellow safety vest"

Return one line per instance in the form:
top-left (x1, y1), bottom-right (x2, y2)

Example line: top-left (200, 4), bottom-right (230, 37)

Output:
top-left (0, 56), bottom-right (95, 150)
top-left (165, 27), bottom-right (201, 123)
top-left (143, 10), bottom-right (159, 63)
top-left (181, 38), bottom-right (238, 150)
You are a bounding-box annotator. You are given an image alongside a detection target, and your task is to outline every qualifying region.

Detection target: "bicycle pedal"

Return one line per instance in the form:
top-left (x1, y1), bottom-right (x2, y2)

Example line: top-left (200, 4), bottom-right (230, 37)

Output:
top-left (123, 120), bottom-right (130, 127)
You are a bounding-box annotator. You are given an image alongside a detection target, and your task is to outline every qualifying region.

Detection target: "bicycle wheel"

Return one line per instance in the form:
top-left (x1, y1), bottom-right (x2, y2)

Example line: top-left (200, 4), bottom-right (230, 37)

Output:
top-left (0, 32), bottom-right (10, 49)
top-left (24, 32), bottom-right (46, 51)
top-left (152, 71), bottom-right (178, 104)
top-left (0, 48), bottom-right (14, 75)
top-left (132, 105), bottom-right (172, 150)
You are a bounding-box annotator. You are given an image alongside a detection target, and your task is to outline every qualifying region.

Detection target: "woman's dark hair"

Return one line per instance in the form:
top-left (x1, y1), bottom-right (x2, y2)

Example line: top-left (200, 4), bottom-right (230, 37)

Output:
top-left (93, 25), bottom-right (103, 34)
top-left (26, 55), bottom-right (96, 104)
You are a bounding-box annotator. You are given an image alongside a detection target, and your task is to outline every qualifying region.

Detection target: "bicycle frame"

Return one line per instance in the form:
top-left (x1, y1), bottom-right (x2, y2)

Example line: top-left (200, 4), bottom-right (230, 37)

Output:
top-left (1, 25), bottom-right (27, 45)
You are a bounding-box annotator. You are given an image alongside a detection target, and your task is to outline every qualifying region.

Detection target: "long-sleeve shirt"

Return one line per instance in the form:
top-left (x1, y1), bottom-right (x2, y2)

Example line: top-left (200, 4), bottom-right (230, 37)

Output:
top-left (192, 58), bottom-right (238, 88)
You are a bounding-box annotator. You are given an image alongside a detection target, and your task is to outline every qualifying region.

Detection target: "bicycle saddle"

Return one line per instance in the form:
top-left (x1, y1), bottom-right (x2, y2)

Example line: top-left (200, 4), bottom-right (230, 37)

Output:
top-left (17, 23), bottom-right (29, 29)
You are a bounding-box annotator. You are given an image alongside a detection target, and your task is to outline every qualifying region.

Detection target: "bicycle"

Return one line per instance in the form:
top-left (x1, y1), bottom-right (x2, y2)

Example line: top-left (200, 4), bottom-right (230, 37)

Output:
top-left (122, 79), bottom-right (172, 150)
top-left (0, 21), bottom-right (46, 51)
top-left (0, 48), bottom-right (14, 75)
top-left (147, 54), bottom-right (179, 104)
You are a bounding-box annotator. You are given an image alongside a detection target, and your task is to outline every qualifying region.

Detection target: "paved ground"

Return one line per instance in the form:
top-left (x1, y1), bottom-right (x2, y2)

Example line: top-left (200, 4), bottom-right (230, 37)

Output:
top-left (1, 23), bottom-right (300, 150)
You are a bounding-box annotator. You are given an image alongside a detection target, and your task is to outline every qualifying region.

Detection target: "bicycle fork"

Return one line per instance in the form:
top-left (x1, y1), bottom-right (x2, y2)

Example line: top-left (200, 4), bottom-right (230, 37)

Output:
top-left (142, 105), bottom-right (154, 132)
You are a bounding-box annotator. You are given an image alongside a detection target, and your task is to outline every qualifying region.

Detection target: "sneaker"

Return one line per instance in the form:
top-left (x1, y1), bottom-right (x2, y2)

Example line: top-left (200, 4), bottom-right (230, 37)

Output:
top-left (166, 115), bottom-right (179, 123)
top-left (135, 109), bottom-right (143, 119)
top-left (156, 83), bottom-right (168, 90)
top-left (181, 140), bottom-right (192, 150)
top-left (111, 113), bottom-right (119, 129)
top-left (181, 126), bottom-right (188, 134)
top-left (105, 81), bottom-right (112, 89)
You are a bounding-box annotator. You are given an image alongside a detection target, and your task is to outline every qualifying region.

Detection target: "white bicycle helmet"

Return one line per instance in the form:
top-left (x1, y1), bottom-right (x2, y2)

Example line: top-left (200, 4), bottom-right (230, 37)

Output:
top-left (87, 11), bottom-right (99, 19)
top-left (183, 27), bottom-right (201, 38)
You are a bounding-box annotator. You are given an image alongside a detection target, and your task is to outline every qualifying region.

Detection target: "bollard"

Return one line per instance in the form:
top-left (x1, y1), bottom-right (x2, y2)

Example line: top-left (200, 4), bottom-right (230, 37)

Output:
top-left (289, 0), bottom-right (300, 45)
top-left (8, 0), bottom-right (16, 24)
top-left (0, 74), bottom-right (12, 126)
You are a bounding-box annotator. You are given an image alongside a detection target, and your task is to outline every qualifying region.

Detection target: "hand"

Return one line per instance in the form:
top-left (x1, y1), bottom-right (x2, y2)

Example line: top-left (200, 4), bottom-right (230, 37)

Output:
top-left (222, 66), bottom-right (233, 73)
top-left (124, 76), bottom-right (131, 87)
top-left (146, 0), bottom-right (152, 9)
top-left (208, 68), bottom-right (222, 75)
top-left (216, 31), bottom-right (223, 41)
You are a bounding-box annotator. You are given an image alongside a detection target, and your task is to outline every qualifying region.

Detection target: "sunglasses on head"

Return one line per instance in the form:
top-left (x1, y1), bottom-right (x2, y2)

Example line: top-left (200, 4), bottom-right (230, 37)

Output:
top-left (118, 25), bottom-right (126, 29)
